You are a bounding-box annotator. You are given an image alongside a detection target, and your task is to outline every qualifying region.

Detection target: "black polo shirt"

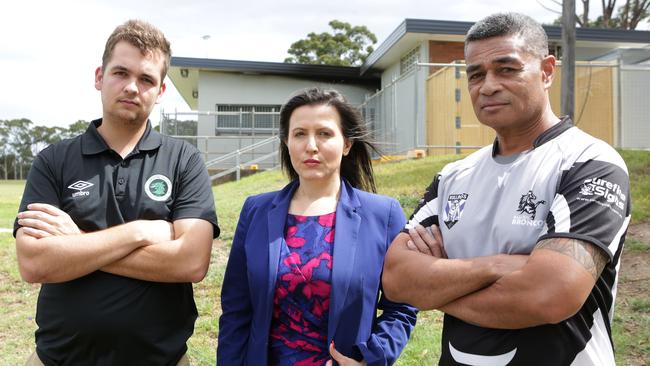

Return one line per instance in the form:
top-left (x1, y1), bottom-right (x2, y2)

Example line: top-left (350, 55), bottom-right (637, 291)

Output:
top-left (14, 119), bottom-right (219, 366)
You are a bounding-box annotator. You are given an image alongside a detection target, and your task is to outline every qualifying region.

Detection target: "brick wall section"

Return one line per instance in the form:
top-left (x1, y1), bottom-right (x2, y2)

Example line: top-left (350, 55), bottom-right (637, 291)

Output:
top-left (428, 41), bottom-right (465, 74)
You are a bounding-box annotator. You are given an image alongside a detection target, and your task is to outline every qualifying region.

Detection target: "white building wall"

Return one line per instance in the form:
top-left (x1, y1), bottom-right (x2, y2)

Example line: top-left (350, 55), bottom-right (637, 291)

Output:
top-left (195, 71), bottom-right (375, 167)
top-left (381, 63), bottom-right (401, 88)
top-left (198, 71), bottom-right (371, 109)
top-left (578, 47), bottom-right (633, 61)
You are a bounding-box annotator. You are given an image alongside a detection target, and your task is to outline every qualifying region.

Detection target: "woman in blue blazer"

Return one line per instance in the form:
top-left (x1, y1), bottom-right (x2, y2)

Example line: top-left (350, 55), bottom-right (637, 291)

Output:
top-left (218, 88), bottom-right (417, 366)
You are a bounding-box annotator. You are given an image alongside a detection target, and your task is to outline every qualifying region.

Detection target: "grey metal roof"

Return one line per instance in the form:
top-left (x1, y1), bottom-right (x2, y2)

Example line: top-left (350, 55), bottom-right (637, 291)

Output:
top-left (362, 18), bottom-right (650, 73)
top-left (544, 24), bottom-right (650, 43)
top-left (171, 57), bottom-right (381, 85)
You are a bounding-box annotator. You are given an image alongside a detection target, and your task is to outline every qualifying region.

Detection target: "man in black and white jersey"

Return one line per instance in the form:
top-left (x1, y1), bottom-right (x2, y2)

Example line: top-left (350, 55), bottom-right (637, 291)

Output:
top-left (383, 13), bottom-right (630, 366)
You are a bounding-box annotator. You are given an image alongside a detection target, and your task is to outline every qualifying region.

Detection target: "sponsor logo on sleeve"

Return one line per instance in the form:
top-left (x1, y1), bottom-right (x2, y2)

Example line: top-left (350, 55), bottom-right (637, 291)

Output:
top-left (144, 174), bottom-right (172, 201)
top-left (512, 190), bottom-right (546, 227)
top-left (578, 177), bottom-right (626, 216)
top-left (68, 180), bottom-right (94, 198)
top-left (443, 193), bottom-right (468, 229)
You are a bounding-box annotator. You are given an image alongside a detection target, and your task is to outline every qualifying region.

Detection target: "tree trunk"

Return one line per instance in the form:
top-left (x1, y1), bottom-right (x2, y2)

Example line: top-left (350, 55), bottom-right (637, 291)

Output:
top-left (628, 0), bottom-right (650, 29)
top-left (582, 0), bottom-right (590, 26)
top-left (621, 0), bottom-right (631, 28)
top-left (602, 0), bottom-right (617, 27)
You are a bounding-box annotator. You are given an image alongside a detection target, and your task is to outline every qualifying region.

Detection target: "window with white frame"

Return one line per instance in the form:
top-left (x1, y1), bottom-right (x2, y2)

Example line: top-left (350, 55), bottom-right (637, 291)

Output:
top-left (215, 104), bottom-right (282, 135)
top-left (400, 46), bottom-right (420, 76)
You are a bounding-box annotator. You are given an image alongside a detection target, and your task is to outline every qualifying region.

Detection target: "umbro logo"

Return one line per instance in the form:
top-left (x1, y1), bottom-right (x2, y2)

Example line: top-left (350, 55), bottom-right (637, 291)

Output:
top-left (68, 181), bottom-right (94, 191)
top-left (68, 180), bottom-right (94, 197)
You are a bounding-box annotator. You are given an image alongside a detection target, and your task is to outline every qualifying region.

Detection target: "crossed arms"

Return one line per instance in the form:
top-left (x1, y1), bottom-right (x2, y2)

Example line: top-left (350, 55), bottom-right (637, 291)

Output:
top-left (15, 203), bottom-right (213, 284)
top-left (382, 225), bottom-right (607, 329)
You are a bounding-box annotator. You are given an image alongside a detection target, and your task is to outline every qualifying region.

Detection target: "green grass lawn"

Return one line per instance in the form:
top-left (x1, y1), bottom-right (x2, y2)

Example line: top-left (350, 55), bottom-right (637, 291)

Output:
top-left (0, 180), bottom-right (24, 229)
top-left (1, 149), bottom-right (649, 365)
top-left (620, 150), bottom-right (650, 222)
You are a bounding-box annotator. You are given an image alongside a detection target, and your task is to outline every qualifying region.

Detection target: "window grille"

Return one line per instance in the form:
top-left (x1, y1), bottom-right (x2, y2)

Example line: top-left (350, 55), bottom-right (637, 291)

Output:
top-left (215, 104), bottom-right (281, 135)
top-left (400, 47), bottom-right (420, 75)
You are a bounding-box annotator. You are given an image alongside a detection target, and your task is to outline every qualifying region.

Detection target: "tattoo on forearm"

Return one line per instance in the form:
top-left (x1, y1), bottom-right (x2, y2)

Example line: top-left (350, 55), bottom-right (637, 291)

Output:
top-left (535, 238), bottom-right (608, 281)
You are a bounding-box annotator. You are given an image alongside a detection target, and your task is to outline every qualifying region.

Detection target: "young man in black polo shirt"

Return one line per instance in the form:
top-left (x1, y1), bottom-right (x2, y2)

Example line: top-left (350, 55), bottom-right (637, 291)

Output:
top-left (14, 20), bottom-right (219, 365)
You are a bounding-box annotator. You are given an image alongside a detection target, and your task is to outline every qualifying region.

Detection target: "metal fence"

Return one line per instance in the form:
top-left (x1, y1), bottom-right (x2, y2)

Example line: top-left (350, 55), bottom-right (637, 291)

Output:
top-left (161, 109), bottom-right (281, 181)
top-left (360, 67), bottom-right (422, 156)
top-left (620, 65), bottom-right (650, 149)
top-left (360, 61), bottom-right (650, 157)
top-left (204, 136), bottom-right (280, 181)
top-left (161, 60), bottom-right (650, 181)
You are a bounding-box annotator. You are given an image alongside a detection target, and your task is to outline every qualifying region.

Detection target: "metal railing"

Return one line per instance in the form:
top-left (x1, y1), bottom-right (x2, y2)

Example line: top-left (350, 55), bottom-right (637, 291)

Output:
top-left (204, 136), bottom-right (280, 181)
top-left (161, 109), bottom-right (283, 182)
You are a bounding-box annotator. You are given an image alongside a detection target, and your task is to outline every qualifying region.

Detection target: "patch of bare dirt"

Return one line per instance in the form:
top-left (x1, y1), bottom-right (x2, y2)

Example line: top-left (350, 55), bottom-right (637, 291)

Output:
top-left (621, 222), bottom-right (650, 284)
top-left (627, 222), bottom-right (650, 244)
top-left (616, 222), bottom-right (650, 366)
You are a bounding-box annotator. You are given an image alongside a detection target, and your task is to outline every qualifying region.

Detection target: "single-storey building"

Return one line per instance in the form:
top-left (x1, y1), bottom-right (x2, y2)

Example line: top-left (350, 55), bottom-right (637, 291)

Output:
top-left (167, 18), bottom-right (650, 172)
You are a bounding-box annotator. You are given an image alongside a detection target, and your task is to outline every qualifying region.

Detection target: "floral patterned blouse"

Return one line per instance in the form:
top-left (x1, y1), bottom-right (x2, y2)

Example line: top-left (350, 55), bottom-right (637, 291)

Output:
top-left (269, 212), bottom-right (336, 366)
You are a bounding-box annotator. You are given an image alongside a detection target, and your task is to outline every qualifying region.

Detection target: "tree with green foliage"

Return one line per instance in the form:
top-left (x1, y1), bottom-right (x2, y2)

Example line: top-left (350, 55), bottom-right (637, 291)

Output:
top-left (0, 119), bottom-right (91, 179)
top-left (64, 120), bottom-right (90, 139)
top-left (0, 121), bottom-right (9, 179)
top-left (616, 0), bottom-right (650, 29)
top-left (543, 0), bottom-right (649, 30)
top-left (0, 118), bottom-right (33, 179)
top-left (284, 20), bottom-right (377, 66)
top-left (30, 125), bottom-right (67, 155)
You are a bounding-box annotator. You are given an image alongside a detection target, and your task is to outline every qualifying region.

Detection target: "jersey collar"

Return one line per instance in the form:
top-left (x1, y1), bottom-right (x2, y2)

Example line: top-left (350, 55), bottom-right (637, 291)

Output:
top-left (532, 116), bottom-right (574, 147)
top-left (81, 119), bottom-right (163, 155)
top-left (491, 116), bottom-right (574, 157)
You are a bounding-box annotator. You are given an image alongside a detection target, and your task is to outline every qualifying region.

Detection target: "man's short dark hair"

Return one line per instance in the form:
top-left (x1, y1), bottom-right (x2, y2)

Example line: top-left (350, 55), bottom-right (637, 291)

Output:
top-left (465, 13), bottom-right (549, 59)
top-left (102, 19), bottom-right (171, 83)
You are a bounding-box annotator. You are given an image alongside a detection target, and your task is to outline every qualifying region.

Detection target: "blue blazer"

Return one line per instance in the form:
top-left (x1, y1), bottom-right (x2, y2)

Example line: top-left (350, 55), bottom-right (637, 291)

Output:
top-left (217, 180), bottom-right (417, 366)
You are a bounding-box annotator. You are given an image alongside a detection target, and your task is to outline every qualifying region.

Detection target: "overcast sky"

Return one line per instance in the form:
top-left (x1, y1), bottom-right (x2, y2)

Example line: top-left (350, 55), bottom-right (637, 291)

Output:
top-left (2, 0), bottom-right (645, 128)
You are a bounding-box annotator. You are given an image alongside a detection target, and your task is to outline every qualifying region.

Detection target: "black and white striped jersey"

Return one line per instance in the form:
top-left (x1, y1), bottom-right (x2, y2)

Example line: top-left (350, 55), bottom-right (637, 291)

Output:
top-left (406, 117), bottom-right (630, 366)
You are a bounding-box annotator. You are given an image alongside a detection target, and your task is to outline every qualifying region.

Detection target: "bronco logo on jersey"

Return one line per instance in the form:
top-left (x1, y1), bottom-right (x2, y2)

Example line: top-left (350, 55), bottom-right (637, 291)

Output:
top-left (443, 193), bottom-right (468, 229)
top-left (516, 190), bottom-right (546, 220)
top-left (512, 190), bottom-right (546, 227)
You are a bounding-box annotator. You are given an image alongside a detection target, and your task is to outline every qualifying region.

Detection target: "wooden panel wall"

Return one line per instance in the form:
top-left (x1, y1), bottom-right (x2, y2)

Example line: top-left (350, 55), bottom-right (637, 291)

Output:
top-left (425, 62), bottom-right (614, 155)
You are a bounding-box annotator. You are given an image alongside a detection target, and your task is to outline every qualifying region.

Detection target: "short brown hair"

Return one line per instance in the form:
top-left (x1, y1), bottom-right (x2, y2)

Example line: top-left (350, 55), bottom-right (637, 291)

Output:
top-left (102, 19), bottom-right (172, 83)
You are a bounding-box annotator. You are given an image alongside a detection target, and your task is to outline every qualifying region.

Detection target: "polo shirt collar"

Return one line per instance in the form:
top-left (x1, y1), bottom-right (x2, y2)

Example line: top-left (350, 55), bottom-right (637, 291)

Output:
top-left (491, 116), bottom-right (574, 157)
top-left (137, 120), bottom-right (163, 151)
top-left (81, 119), bottom-right (163, 155)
